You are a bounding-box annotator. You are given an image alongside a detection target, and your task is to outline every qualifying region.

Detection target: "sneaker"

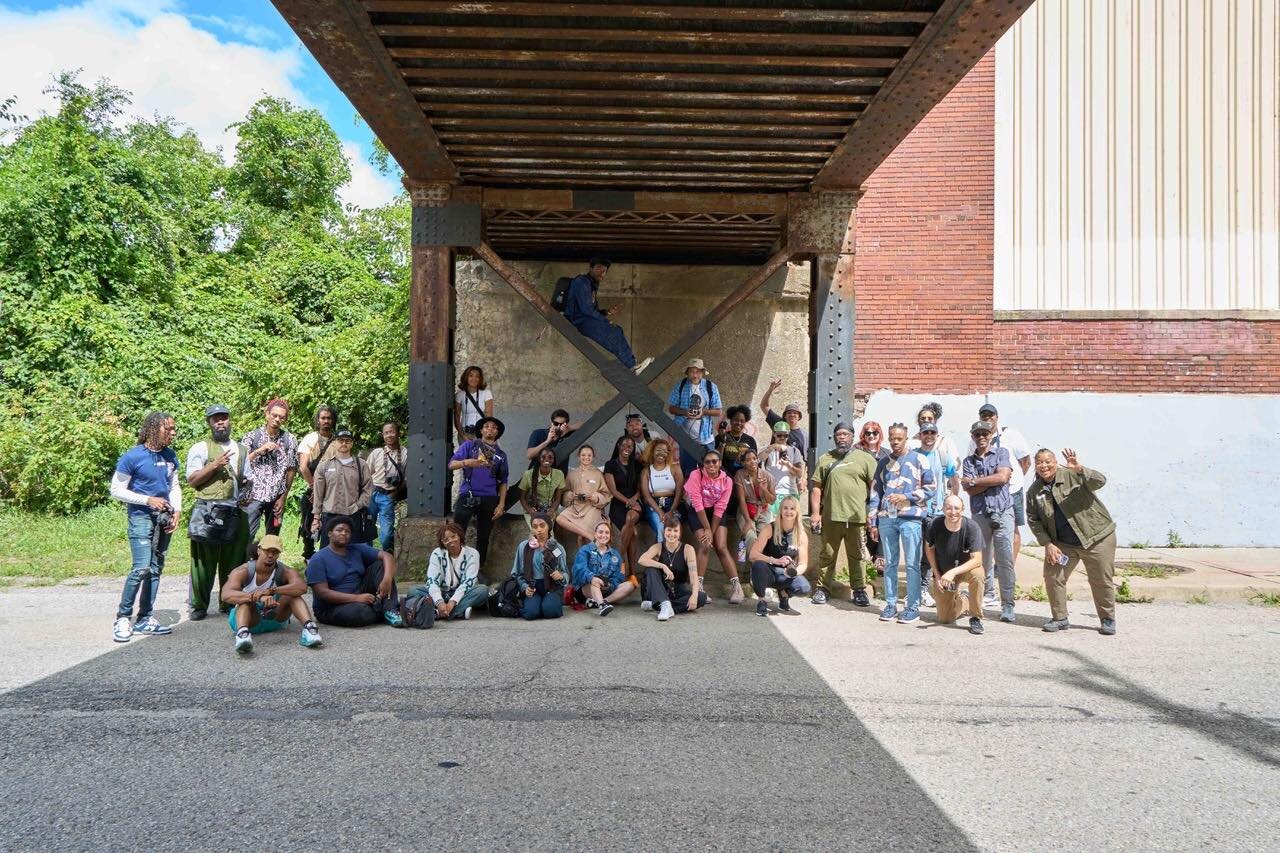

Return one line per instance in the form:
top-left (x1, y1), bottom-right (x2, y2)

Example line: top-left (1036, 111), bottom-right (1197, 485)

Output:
top-left (1000, 604), bottom-right (1016, 623)
top-left (633, 357), bottom-right (655, 375)
top-left (778, 593), bottom-right (792, 612)
top-left (983, 590), bottom-right (998, 607)
top-left (599, 602), bottom-right (614, 617)
top-left (897, 607), bottom-right (920, 624)
top-left (879, 604), bottom-right (897, 621)
top-left (812, 588), bottom-right (829, 605)
top-left (585, 598), bottom-right (598, 609)
top-left (921, 588), bottom-right (935, 608)
top-left (969, 617), bottom-right (985, 635)
top-left (1099, 618), bottom-right (1117, 636)
top-left (640, 601), bottom-right (653, 612)
top-left (384, 609), bottom-right (404, 628)
top-left (299, 624), bottom-right (323, 648)
top-left (851, 589), bottom-right (870, 608)
top-left (189, 609), bottom-right (207, 622)
top-left (1042, 619), bottom-right (1071, 633)
top-left (756, 599), bottom-right (769, 617)
top-left (133, 616), bottom-right (172, 636)
top-left (234, 629), bottom-right (254, 654)
top-left (728, 578), bottom-right (745, 604)
top-left (112, 617), bottom-right (132, 643)
top-left (463, 606), bottom-right (473, 620)
top-left (657, 601), bottom-right (674, 621)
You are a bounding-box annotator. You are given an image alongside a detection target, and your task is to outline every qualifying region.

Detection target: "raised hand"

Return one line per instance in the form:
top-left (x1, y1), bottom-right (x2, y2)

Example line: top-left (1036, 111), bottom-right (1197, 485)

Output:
top-left (1062, 448), bottom-right (1082, 472)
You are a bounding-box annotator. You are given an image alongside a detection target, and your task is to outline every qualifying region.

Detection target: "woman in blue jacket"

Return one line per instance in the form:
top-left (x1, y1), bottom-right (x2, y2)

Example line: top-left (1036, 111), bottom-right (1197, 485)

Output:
top-left (510, 514), bottom-right (568, 620)
top-left (571, 520), bottom-right (635, 616)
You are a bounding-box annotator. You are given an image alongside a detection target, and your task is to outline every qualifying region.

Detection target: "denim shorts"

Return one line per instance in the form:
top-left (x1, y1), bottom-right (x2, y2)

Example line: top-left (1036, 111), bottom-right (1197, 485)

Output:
top-left (1011, 493), bottom-right (1027, 526)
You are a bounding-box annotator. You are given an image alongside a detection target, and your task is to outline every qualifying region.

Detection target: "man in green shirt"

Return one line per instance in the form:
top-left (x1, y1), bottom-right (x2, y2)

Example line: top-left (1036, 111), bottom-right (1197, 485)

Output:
top-left (809, 422), bottom-right (877, 607)
top-left (184, 405), bottom-right (249, 620)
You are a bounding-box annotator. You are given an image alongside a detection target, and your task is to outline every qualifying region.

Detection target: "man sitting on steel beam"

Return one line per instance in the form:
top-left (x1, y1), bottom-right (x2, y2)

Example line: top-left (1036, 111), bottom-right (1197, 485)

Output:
top-left (563, 257), bottom-right (653, 375)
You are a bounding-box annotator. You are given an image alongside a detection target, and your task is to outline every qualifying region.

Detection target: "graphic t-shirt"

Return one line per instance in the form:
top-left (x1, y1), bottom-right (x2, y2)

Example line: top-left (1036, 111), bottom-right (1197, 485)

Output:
top-left (718, 432), bottom-right (757, 478)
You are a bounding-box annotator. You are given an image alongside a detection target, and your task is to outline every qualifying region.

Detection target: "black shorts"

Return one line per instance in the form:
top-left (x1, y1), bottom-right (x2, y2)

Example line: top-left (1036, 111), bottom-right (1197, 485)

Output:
top-left (608, 499), bottom-right (640, 530)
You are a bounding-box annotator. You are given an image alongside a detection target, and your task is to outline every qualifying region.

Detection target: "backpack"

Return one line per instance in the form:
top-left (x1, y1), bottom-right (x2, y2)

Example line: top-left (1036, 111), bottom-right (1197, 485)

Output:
top-left (487, 577), bottom-right (524, 618)
top-left (550, 276), bottom-right (574, 312)
top-left (399, 593), bottom-right (436, 629)
top-left (678, 377), bottom-right (718, 407)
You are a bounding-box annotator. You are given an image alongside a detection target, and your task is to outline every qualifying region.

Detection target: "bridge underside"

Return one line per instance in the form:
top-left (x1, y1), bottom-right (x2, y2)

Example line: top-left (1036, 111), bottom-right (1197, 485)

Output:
top-left (273, 0), bottom-right (1033, 520)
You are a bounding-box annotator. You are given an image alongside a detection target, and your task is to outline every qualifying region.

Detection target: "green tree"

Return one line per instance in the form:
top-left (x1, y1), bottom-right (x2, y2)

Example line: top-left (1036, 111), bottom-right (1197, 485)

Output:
top-left (227, 96), bottom-right (350, 217)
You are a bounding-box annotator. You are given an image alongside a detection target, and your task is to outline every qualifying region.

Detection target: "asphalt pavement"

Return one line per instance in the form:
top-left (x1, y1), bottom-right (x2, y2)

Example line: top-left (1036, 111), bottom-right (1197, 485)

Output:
top-left (0, 579), bottom-right (1276, 851)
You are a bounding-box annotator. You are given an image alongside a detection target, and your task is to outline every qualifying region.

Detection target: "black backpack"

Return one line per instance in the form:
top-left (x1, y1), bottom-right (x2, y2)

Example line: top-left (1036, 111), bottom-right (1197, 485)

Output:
top-left (487, 577), bottom-right (524, 618)
top-left (399, 594), bottom-right (436, 629)
top-left (550, 276), bottom-right (574, 312)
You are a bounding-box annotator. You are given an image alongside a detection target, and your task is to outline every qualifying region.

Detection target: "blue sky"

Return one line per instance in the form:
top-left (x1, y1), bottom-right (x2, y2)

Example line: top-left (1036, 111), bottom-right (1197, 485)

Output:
top-left (0, 0), bottom-right (400, 207)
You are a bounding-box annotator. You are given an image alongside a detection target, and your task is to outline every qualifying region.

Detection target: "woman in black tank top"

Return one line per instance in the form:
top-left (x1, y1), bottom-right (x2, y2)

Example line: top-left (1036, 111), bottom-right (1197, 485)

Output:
top-left (746, 495), bottom-right (812, 617)
top-left (635, 518), bottom-right (708, 621)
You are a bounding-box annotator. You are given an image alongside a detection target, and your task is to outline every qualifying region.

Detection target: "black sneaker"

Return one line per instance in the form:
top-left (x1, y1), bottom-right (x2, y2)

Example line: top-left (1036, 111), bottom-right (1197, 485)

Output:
top-left (189, 609), bottom-right (207, 622)
top-left (852, 589), bottom-right (871, 607)
top-left (756, 599), bottom-right (769, 617)
top-left (599, 602), bottom-right (614, 617)
top-left (778, 592), bottom-right (791, 612)
top-left (969, 617), bottom-right (984, 635)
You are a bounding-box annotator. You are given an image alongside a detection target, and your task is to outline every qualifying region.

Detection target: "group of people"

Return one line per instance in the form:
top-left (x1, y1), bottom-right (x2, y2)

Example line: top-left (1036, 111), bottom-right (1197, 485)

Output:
top-left (107, 263), bottom-right (1121, 647)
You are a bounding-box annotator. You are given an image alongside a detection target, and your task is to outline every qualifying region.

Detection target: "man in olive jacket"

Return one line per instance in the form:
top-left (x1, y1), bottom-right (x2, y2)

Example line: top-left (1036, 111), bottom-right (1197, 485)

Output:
top-left (1025, 448), bottom-right (1117, 635)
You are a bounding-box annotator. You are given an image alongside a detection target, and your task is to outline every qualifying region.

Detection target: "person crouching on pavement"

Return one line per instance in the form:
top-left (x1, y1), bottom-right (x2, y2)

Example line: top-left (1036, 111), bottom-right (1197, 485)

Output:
top-left (571, 521), bottom-right (634, 616)
top-left (925, 495), bottom-right (986, 636)
top-left (222, 535), bottom-right (322, 654)
top-left (305, 516), bottom-right (403, 627)
top-left (1026, 448), bottom-right (1118, 636)
top-left (511, 513), bottom-right (568, 621)
top-left (747, 494), bottom-right (811, 617)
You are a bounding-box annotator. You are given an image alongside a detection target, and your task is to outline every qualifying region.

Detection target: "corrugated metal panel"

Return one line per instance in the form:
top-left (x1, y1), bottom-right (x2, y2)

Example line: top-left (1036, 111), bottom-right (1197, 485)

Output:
top-left (995, 0), bottom-right (1280, 311)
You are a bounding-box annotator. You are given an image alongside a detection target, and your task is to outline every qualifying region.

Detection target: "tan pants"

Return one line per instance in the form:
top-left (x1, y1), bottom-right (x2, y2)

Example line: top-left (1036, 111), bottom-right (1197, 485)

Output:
top-left (816, 521), bottom-right (865, 591)
top-left (932, 564), bottom-right (984, 622)
top-left (1043, 531), bottom-right (1117, 621)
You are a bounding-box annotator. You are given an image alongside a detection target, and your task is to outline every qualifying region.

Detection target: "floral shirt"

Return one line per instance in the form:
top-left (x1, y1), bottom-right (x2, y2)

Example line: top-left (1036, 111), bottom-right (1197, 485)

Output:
top-left (240, 426), bottom-right (298, 503)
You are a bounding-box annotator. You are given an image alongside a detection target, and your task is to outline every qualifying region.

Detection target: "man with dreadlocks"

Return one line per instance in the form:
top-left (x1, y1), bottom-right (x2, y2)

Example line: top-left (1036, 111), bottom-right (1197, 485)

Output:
top-left (109, 411), bottom-right (182, 642)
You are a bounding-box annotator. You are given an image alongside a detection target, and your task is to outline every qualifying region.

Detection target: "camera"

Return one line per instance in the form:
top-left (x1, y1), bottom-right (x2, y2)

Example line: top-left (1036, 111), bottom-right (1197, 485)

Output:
top-left (154, 509), bottom-right (174, 529)
top-left (461, 493), bottom-right (480, 510)
top-left (386, 471), bottom-right (402, 489)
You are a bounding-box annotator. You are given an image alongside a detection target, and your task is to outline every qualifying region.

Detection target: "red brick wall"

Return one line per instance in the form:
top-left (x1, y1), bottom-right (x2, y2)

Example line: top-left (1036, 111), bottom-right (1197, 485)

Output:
top-left (850, 51), bottom-right (1280, 394)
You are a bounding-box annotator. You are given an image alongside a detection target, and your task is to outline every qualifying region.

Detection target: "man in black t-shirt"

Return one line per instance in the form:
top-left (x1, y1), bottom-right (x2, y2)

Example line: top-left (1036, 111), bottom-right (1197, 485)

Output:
top-left (925, 494), bottom-right (986, 635)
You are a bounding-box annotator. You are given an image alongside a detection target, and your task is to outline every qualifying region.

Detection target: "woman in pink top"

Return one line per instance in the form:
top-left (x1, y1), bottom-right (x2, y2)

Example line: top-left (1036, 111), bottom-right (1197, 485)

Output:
top-left (684, 449), bottom-right (745, 604)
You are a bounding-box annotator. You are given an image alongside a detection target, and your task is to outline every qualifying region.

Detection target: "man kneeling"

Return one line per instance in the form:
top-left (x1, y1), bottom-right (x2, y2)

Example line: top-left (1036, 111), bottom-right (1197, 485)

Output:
top-left (222, 535), bottom-right (322, 654)
top-left (925, 495), bottom-right (986, 635)
top-left (305, 516), bottom-right (403, 628)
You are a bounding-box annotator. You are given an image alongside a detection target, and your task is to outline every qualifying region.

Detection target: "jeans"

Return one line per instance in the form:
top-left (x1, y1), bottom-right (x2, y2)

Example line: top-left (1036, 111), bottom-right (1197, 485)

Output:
top-left (974, 508), bottom-right (1016, 606)
top-left (748, 561), bottom-right (813, 598)
top-left (916, 513), bottom-right (939, 590)
top-left (369, 489), bottom-right (398, 553)
top-left (643, 497), bottom-right (681, 541)
top-left (678, 441), bottom-right (715, 477)
top-left (520, 578), bottom-right (564, 620)
top-left (878, 515), bottom-right (922, 609)
top-left (118, 513), bottom-right (171, 620)
top-left (571, 316), bottom-right (636, 368)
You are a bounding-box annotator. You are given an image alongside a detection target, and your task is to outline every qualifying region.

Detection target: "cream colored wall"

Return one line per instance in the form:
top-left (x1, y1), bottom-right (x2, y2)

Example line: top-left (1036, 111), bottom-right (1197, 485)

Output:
top-left (995, 0), bottom-right (1280, 313)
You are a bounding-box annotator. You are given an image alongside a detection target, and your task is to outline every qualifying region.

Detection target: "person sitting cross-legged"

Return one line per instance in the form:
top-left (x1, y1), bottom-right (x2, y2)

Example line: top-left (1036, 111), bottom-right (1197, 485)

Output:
top-left (305, 516), bottom-right (403, 628)
top-left (636, 518), bottom-right (708, 621)
top-left (925, 495), bottom-right (986, 636)
top-left (222, 535), bottom-right (323, 653)
top-left (421, 522), bottom-right (489, 622)
top-left (571, 521), bottom-right (635, 617)
top-left (747, 495), bottom-right (811, 617)
top-left (511, 513), bottom-right (568, 621)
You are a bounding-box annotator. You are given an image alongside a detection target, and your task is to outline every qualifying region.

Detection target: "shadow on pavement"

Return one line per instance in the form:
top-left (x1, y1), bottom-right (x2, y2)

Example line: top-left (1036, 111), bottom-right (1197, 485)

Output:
top-left (1037, 646), bottom-right (1280, 769)
top-left (0, 607), bottom-right (975, 851)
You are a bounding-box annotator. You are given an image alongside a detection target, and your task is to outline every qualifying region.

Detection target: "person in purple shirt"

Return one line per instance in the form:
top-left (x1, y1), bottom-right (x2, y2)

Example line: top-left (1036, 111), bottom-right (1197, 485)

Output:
top-left (961, 420), bottom-right (1017, 623)
top-left (563, 258), bottom-right (652, 374)
top-left (448, 416), bottom-right (510, 567)
top-left (869, 424), bottom-right (936, 624)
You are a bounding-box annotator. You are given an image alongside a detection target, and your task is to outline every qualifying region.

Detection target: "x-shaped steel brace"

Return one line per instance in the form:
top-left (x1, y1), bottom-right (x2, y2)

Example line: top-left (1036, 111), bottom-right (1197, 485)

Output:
top-left (473, 242), bottom-right (793, 466)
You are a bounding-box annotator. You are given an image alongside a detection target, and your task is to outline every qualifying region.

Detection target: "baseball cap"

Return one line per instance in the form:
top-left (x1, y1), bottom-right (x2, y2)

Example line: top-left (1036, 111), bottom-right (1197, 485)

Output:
top-left (919, 422), bottom-right (939, 434)
top-left (978, 403), bottom-right (998, 416)
top-left (335, 428), bottom-right (354, 439)
top-left (258, 534), bottom-right (283, 552)
top-left (772, 421), bottom-right (790, 434)
top-left (205, 404), bottom-right (230, 419)
top-left (970, 420), bottom-right (994, 434)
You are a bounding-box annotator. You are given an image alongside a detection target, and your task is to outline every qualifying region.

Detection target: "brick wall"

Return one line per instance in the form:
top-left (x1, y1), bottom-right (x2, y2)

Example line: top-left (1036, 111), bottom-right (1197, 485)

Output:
top-left (850, 51), bottom-right (1280, 395)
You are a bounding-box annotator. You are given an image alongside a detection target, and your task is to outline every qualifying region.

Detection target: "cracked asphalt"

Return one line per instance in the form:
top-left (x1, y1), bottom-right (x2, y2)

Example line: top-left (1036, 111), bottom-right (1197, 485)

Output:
top-left (1, 578), bottom-right (1277, 851)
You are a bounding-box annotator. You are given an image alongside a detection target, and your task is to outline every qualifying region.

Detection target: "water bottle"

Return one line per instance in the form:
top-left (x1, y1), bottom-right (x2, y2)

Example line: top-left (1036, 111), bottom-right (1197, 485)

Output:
top-left (737, 539), bottom-right (747, 562)
top-left (887, 497), bottom-right (898, 519)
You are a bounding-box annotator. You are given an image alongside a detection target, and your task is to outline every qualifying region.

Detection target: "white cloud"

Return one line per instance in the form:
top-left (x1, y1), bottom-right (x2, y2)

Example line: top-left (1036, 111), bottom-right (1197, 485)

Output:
top-left (339, 141), bottom-right (402, 210)
top-left (0, 1), bottom-right (398, 208)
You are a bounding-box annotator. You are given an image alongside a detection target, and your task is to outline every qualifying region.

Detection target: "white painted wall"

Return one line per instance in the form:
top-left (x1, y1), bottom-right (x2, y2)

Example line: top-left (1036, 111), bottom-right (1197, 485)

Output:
top-left (852, 391), bottom-right (1280, 547)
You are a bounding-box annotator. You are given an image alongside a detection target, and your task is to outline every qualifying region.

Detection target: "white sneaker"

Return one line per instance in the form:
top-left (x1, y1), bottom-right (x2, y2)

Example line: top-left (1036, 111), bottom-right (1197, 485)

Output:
top-left (234, 630), bottom-right (254, 654)
top-left (640, 601), bottom-right (653, 612)
top-left (982, 590), bottom-right (998, 607)
top-left (299, 624), bottom-right (323, 648)
top-left (921, 588), bottom-right (936, 608)
top-left (633, 357), bottom-right (654, 375)
top-left (463, 606), bottom-right (473, 620)
top-left (728, 578), bottom-right (745, 604)
top-left (112, 617), bottom-right (132, 643)
top-left (657, 601), bottom-right (674, 621)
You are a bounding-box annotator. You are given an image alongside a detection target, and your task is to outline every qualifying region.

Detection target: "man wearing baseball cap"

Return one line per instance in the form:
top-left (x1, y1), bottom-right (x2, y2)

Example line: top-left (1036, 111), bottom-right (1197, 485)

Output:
top-left (966, 402), bottom-right (1032, 606)
top-left (221, 535), bottom-right (322, 654)
top-left (961, 420), bottom-right (1017, 623)
top-left (666, 358), bottom-right (723, 475)
top-left (759, 379), bottom-right (808, 456)
top-left (310, 428), bottom-right (373, 549)
top-left (184, 404), bottom-right (248, 621)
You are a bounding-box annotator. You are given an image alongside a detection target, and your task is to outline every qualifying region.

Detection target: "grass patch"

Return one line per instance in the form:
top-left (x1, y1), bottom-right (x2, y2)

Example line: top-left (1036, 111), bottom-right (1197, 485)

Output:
top-left (1117, 561), bottom-right (1187, 579)
top-left (1016, 583), bottom-right (1048, 602)
top-left (0, 577), bottom-right (13, 589)
top-left (1129, 540), bottom-right (1149, 549)
top-left (1248, 589), bottom-right (1280, 608)
top-left (1166, 530), bottom-right (1186, 548)
top-left (0, 505), bottom-right (192, 581)
top-left (1187, 591), bottom-right (1210, 605)
top-left (1115, 578), bottom-right (1153, 604)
